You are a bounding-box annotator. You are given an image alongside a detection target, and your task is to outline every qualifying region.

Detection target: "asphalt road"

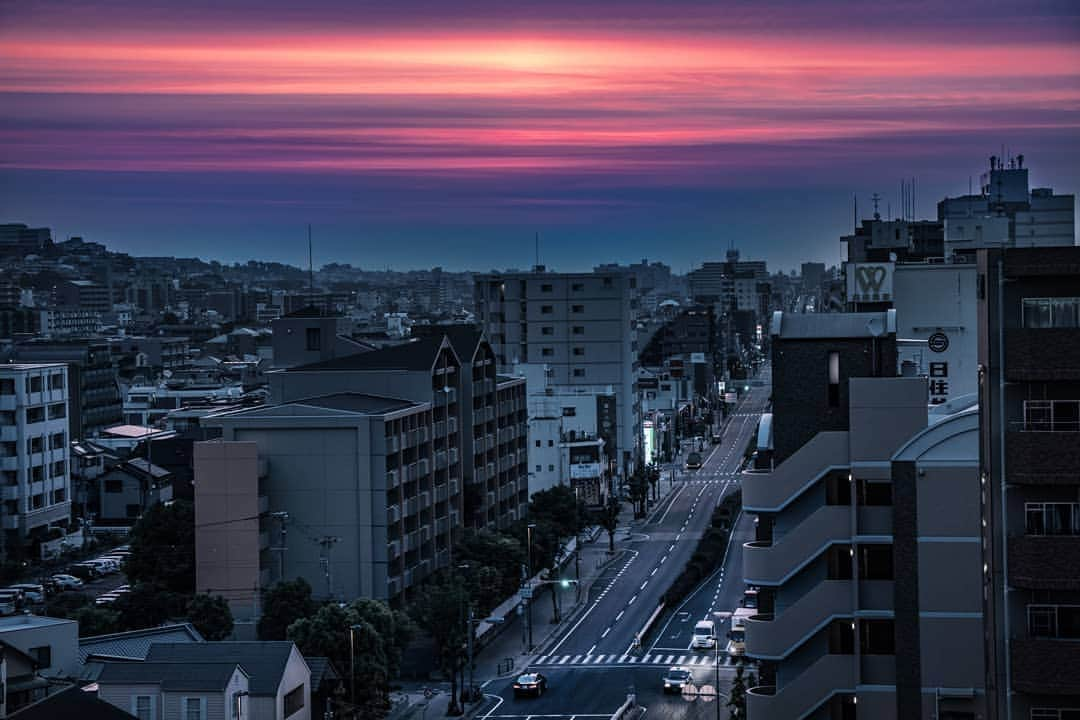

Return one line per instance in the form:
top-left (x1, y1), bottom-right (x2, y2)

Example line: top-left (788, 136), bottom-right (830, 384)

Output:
top-left (480, 367), bottom-right (771, 719)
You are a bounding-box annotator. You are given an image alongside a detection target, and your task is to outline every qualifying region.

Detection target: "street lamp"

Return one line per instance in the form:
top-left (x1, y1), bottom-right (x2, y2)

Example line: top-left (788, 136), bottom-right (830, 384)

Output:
top-left (465, 608), bottom-right (503, 704)
top-left (348, 623), bottom-right (363, 709)
top-left (525, 523), bottom-right (536, 651)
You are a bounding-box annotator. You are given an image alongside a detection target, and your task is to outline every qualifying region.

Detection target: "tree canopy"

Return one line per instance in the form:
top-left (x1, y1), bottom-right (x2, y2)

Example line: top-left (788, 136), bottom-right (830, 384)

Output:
top-left (258, 578), bottom-right (318, 641)
top-left (125, 500), bottom-right (195, 594)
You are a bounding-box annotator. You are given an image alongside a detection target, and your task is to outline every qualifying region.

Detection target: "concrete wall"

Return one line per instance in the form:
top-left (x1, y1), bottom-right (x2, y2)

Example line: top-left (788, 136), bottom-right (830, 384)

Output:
top-left (849, 377), bottom-right (927, 463)
top-left (194, 441), bottom-right (262, 624)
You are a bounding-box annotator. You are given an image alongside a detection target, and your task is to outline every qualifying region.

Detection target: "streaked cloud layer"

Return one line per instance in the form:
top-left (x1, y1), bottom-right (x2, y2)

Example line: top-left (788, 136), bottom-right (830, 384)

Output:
top-left (1, 0), bottom-right (1078, 269)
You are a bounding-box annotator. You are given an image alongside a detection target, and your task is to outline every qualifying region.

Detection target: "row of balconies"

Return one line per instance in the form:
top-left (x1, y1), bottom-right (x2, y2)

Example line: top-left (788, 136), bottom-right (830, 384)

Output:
top-left (474, 406), bottom-right (495, 424)
top-left (742, 432), bottom-right (850, 512)
top-left (1006, 428), bottom-right (1080, 484)
top-left (747, 654), bottom-right (854, 720)
top-left (1005, 327), bottom-right (1080, 382)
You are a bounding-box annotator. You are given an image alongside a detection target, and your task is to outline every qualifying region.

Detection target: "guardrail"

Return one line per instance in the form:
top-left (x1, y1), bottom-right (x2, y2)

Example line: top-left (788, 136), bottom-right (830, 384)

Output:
top-left (610, 696), bottom-right (641, 720)
top-left (635, 601), bottom-right (665, 649)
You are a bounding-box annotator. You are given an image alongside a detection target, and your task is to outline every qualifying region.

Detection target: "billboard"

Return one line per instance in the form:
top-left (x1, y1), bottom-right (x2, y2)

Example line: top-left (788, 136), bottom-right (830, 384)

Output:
top-left (846, 262), bottom-right (895, 303)
top-left (596, 394), bottom-right (618, 454)
top-left (570, 462), bottom-right (602, 479)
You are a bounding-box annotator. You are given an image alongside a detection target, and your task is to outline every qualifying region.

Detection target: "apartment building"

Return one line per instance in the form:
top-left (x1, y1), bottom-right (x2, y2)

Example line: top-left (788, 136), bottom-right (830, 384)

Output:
top-left (474, 270), bottom-right (640, 479)
top-left (197, 392), bottom-right (449, 623)
top-left (417, 325), bottom-right (528, 530)
top-left (0, 364), bottom-right (74, 559)
top-left (978, 247), bottom-right (1080, 719)
top-left (743, 312), bottom-right (987, 719)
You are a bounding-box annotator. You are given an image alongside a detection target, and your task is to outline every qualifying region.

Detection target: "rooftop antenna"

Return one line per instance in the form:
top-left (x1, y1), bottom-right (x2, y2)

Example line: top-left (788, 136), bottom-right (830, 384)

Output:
top-left (535, 231), bottom-right (540, 270)
top-left (853, 194), bottom-right (857, 231)
top-left (871, 193), bottom-right (881, 221)
top-left (307, 224), bottom-right (314, 308)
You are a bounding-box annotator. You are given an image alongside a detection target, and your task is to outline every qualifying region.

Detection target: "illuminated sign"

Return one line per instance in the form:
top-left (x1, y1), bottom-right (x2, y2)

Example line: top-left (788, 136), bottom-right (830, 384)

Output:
top-left (846, 262), bottom-right (894, 303)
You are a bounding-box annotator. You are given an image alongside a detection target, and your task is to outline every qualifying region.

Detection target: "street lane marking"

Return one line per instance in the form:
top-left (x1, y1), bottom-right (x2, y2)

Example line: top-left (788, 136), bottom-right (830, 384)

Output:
top-left (660, 555), bottom-right (667, 563)
top-left (601, 627), bottom-right (611, 638)
top-left (650, 568), bottom-right (657, 576)
top-left (640, 581), bottom-right (648, 590)
top-left (628, 594), bottom-right (637, 604)
top-left (615, 610), bottom-right (624, 621)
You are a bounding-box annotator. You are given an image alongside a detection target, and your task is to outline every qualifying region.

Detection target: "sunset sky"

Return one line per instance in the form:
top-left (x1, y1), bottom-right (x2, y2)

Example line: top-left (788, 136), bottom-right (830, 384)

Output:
top-left (2, 1), bottom-right (1078, 271)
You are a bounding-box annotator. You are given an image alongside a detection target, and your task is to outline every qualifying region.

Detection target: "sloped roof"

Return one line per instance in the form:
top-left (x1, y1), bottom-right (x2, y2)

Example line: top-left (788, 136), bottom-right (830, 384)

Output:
top-left (14, 684), bottom-right (136, 720)
top-left (97, 661), bottom-right (243, 691)
top-left (79, 623), bottom-right (204, 663)
top-left (305, 656), bottom-right (341, 687)
top-left (146, 641), bottom-right (302, 697)
top-left (433, 325), bottom-right (483, 363)
top-left (288, 334), bottom-right (454, 372)
top-left (123, 458), bottom-right (172, 479)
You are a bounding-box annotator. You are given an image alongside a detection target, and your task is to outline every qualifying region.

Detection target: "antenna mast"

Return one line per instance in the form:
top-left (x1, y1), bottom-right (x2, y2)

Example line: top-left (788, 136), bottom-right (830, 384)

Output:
top-left (307, 224), bottom-right (314, 308)
top-left (535, 231), bottom-right (539, 269)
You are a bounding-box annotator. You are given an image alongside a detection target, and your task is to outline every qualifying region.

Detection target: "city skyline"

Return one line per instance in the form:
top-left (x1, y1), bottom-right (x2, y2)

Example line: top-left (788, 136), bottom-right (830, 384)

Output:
top-left (2, 0), bottom-right (1079, 272)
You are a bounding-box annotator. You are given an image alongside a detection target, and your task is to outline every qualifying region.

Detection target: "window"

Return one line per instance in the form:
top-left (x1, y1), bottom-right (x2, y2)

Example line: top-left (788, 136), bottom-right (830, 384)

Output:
top-left (305, 327), bottom-right (322, 351)
top-left (1023, 297), bottom-right (1080, 328)
top-left (49, 373), bottom-right (64, 390)
top-left (284, 684), bottom-right (305, 718)
top-left (859, 619), bottom-right (895, 654)
top-left (828, 352), bottom-right (840, 407)
top-left (572, 347), bottom-right (584, 356)
top-left (541, 326), bottom-right (553, 335)
top-left (547, 440), bottom-right (554, 447)
top-left (541, 348), bottom-right (554, 357)
top-left (535, 465), bottom-right (541, 472)
top-left (0, 379), bottom-right (13, 395)
top-left (571, 304), bottom-right (584, 313)
top-left (603, 276), bottom-right (613, 287)
top-left (1032, 708), bottom-right (1080, 720)
top-left (1026, 502), bottom-right (1080, 536)
top-left (29, 645), bottom-right (51, 667)
top-left (535, 440), bottom-right (541, 447)
top-left (548, 465), bottom-right (555, 472)
top-left (183, 697), bottom-right (207, 720)
top-left (25, 406), bottom-right (44, 424)
top-left (562, 407), bottom-right (576, 417)
top-left (50, 432), bottom-right (65, 449)
top-left (573, 369), bottom-right (585, 377)
top-left (541, 305), bottom-right (553, 314)
top-left (857, 544), bottom-right (893, 580)
top-left (48, 403), bottom-right (65, 420)
top-left (1028, 605), bottom-right (1080, 639)
top-left (1023, 400), bottom-right (1080, 432)
top-left (572, 283), bottom-right (584, 292)
top-left (50, 460), bottom-right (65, 478)
top-left (105, 479), bottom-right (123, 493)
top-left (28, 376), bottom-right (42, 393)
top-left (52, 488), bottom-right (65, 503)
top-left (572, 326), bottom-right (585, 335)
top-left (540, 284), bottom-right (553, 293)
top-left (131, 695), bottom-right (154, 720)
top-left (126, 503), bottom-right (141, 517)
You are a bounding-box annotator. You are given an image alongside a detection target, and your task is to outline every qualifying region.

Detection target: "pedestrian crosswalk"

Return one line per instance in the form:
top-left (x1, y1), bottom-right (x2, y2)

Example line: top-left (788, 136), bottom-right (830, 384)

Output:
top-left (530, 652), bottom-right (738, 669)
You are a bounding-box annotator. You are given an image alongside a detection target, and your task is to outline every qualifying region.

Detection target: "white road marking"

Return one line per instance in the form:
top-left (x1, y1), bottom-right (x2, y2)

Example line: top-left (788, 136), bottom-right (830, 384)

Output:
top-left (615, 610), bottom-right (624, 621)
top-left (629, 594), bottom-right (637, 604)
top-left (601, 627), bottom-right (611, 638)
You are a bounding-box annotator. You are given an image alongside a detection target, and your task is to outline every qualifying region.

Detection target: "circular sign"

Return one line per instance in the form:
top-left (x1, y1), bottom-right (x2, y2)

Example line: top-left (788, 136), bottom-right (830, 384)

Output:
top-left (928, 332), bottom-right (949, 353)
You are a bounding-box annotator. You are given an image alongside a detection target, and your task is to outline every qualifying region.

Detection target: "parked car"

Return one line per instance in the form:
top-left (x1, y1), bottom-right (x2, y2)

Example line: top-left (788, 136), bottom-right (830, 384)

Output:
top-left (9, 584), bottom-right (46, 603)
top-left (94, 593), bottom-right (120, 606)
top-left (512, 672), bottom-right (548, 697)
top-left (0, 596), bottom-right (16, 616)
top-left (50, 574), bottom-right (85, 590)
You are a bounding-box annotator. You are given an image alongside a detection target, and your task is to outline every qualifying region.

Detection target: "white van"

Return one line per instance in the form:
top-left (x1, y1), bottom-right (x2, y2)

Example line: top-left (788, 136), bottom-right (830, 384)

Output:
top-left (691, 619), bottom-right (716, 649)
top-left (728, 607), bottom-right (756, 657)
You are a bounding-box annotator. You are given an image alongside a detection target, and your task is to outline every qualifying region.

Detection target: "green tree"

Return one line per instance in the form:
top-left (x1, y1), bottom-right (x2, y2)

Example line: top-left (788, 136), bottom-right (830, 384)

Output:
top-left (186, 593), bottom-right (234, 640)
top-left (112, 583), bottom-right (178, 630)
top-left (73, 606), bottom-right (121, 637)
top-left (409, 574), bottom-right (469, 716)
top-left (728, 661), bottom-right (748, 719)
top-left (527, 485), bottom-right (589, 538)
top-left (125, 500), bottom-right (195, 594)
top-left (258, 578), bottom-right (318, 641)
top-left (288, 598), bottom-right (412, 719)
top-left (596, 496), bottom-right (621, 554)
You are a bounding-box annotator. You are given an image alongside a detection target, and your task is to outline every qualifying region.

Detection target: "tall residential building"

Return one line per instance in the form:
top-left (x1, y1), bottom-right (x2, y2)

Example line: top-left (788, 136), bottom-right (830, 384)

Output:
top-left (55, 280), bottom-right (112, 315)
top-left (744, 313), bottom-right (987, 719)
top-left (939, 155), bottom-right (1076, 258)
top-left (475, 270), bottom-right (640, 478)
top-left (841, 218), bottom-right (945, 264)
top-left (0, 224), bottom-right (51, 257)
top-left (13, 339), bottom-right (123, 439)
top-left (977, 247), bottom-right (1080, 719)
top-left (0, 364), bottom-right (74, 559)
top-left (197, 391), bottom-right (448, 627)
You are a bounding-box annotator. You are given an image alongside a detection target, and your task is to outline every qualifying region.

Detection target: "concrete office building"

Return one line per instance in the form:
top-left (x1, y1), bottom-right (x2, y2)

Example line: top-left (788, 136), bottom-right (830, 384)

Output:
top-left (475, 270), bottom-right (640, 480)
top-left (55, 280), bottom-right (112, 315)
top-left (270, 309), bottom-right (374, 370)
top-left (197, 391), bottom-right (449, 625)
top-left (744, 313), bottom-right (988, 719)
top-left (977, 247), bottom-right (1080, 719)
top-left (0, 364), bottom-right (74, 559)
top-left (939, 155), bottom-right (1076, 258)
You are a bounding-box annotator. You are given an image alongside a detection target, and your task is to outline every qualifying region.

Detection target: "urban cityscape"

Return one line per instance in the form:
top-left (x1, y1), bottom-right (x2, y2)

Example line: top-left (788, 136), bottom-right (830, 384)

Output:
top-left (1, 2), bottom-right (1079, 720)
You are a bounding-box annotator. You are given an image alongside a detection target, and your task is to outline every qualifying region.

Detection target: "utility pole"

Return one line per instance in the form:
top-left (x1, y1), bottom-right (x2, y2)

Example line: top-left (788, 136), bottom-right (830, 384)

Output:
top-left (319, 536), bottom-right (339, 599)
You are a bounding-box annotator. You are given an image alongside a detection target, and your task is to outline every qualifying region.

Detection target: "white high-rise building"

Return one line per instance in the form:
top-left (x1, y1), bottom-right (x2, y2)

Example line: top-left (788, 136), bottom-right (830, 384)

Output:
top-left (0, 364), bottom-right (73, 559)
top-left (475, 270), bottom-right (641, 482)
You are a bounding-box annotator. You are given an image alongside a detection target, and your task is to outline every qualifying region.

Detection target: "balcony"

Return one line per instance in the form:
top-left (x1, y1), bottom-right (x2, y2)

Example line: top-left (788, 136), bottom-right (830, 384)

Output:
top-left (746, 579), bottom-right (894, 661)
top-left (450, 478), bottom-right (459, 496)
top-left (742, 432), bottom-right (850, 512)
top-left (435, 484), bottom-right (448, 504)
top-left (746, 653), bottom-right (854, 720)
top-left (1007, 535), bottom-right (1080, 590)
top-left (1006, 328), bottom-right (1080, 381)
top-left (744, 505), bottom-right (851, 585)
top-left (419, 491), bottom-right (431, 508)
top-left (387, 504), bottom-right (401, 524)
top-left (405, 496), bottom-right (420, 517)
top-left (387, 469), bottom-right (399, 489)
top-left (435, 451), bottom-right (448, 470)
top-left (1011, 638), bottom-right (1080, 695)
top-left (386, 435), bottom-right (400, 453)
top-left (1006, 427), bottom-right (1080, 485)
top-left (1, 485), bottom-right (20, 501)
top-left (388, 576), bottom-right (402, 597)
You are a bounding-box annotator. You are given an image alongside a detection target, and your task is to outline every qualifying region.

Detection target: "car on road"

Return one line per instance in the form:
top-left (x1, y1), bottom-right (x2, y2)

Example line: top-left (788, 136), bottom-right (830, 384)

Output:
top-left (9, 584), bottom-right (45, 604)
top-left (691, 619), bottom-right (716, 649)
top-left (663, 667), bottom-right (693, 694)
top-left (685, 452), bottom-right (703, 470)
top-left (512, 672), bottom-right (548, 697)
top-left (50, 574), bottom-right (84, 590)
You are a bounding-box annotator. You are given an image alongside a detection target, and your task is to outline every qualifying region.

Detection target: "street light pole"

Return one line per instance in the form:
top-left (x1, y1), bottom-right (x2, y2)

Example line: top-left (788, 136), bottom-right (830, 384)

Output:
top-left (526, 523), bottom-right (536, 651)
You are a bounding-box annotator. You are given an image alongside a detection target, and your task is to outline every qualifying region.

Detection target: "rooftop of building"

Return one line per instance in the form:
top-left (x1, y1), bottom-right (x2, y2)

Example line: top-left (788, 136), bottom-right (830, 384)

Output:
top-left (12, 684), bottom-right (135, 720)
top-left (145, 641), bottom-right (301, 696)
top-left (0, 613), bottom-right (76, 632)
top-left (210, 392), bottom-right (421, 419)
top-left (0, 362), bottom-right (66, 371)
top-left (79, 623), bottom-right (204, 664)
top-left (286, 334), bottom-right (454, 372)
top-left (770, 309), bottom-right (897, 339)
top-left (97, 660), bottom-right (245, 691)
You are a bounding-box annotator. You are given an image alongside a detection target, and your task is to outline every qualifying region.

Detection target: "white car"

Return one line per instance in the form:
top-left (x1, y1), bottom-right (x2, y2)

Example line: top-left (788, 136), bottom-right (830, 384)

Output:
top-left (51, 574), bottom-right (84, 590)
top-left (94, 593), bottom-right (120, 606)
top-left (9, 584), bottom-right (45, 603)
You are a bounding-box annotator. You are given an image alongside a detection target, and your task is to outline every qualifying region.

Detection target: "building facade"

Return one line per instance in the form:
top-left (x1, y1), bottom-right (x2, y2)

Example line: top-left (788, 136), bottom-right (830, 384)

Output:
top-left (977, 247), bottom-right (1080, 719)
top-left (475, 270), bottom-right (640, 480)
top-left (0, 364), bottom-right (74, 559)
